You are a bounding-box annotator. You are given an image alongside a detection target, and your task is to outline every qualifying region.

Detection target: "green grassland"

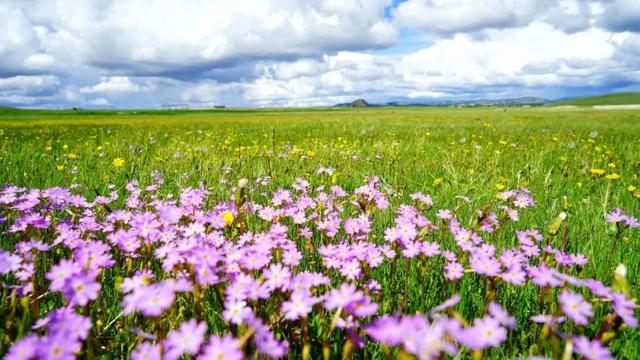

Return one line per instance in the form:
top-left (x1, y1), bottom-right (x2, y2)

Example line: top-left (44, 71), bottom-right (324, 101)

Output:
top-left (554, 92), bottom-right (640, 106)
top-left (1, 106), bottom-right (640, 358)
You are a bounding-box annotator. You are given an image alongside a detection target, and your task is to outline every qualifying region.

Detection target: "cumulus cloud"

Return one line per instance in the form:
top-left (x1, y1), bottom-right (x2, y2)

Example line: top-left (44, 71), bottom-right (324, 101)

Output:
top-left (599, 0), bottom-right (640, 32)
top-left (80, 77), bottom-right (150, 94)
top-left (393, 0), bottom-right (545, 34)
top-left (0, 0), bottom-right (639, 108)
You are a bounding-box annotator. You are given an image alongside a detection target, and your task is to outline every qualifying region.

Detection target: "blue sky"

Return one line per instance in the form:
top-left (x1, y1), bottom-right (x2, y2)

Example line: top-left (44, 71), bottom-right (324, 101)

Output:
top-left (1, 0), bottom-right (639, 108)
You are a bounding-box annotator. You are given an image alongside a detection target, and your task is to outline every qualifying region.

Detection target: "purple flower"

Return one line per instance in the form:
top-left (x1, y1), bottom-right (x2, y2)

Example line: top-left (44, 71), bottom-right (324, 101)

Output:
top-left (462, 316), bottom-right (507, 350)
top-left (605, 208), bottom-right (625, 223)
top-left (131, 342), bottom-right (162, 360)
top-left (429, 294), bottom-right (461, 317)
top-left (444, 262), bottom-right (464, 281)
top-left (488, 301), bottom-right (516, 329)
top-left (559, 290), bottom-right (593, 326)
top-left (5, 335), bottom-right (38, 360)
top-left (437, 209), bottom-right (453, 220)
top-left (263, 263), bottom-right (292, 291)
top-left (223, 300), bottom-right (251, 325)
top-left (39, 332), bottom-right (81, 360)
top-left (164, 319), bottom-right (207, 360)
top-left (573, 336), bottom-right (613, 360)
top-left (63, 271), bottom-right (100, 306)
top-left (281, 291), bottom-right (319, 320)
top-left (123, 281), bottom-right (177, 317)
top-left (199, 334), bottom-right (243, 360)
top-left (46, 259), bottom-right (81, 292)
top-left (325, 283), bottom-right (364, 310)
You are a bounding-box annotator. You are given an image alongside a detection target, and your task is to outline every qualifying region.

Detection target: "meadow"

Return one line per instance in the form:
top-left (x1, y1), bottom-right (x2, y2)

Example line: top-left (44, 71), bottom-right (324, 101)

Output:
top-left (0, 106), bottom-right (639, 359)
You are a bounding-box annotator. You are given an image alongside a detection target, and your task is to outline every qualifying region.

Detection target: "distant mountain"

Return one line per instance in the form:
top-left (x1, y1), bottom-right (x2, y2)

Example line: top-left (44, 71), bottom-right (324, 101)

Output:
top-left (334, 96), bottom-right (551, 108)
top-left (553, 92), bottom-right (640, 106)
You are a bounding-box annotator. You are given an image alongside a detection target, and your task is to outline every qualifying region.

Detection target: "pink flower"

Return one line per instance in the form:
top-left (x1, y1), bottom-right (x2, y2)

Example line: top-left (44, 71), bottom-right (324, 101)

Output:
top-left (559, 290), bottom-right (593, 326)
top-left (164, 319), bottom-right (207, 360)
top-left (63, 272), bottom-right (100, 306)
top-left (462, 316), bottom-right (507, 350)
top-left (131, 342), bottom-right (161, 360)
top-left (281, 291), bottom-right (320, 320)
top-left (573, 336), bottom-right (613, 360)
top-left (223, 300), bottom-right (251, 325)
top-left (199, 335), bottom-right (243, 360)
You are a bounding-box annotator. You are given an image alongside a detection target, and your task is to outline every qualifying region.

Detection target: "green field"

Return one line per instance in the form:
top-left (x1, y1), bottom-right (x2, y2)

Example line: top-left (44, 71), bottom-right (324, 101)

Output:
top-left (1, 107), bottom-right (639, 359)
top-left (554, 92), bottom-right (640, 106)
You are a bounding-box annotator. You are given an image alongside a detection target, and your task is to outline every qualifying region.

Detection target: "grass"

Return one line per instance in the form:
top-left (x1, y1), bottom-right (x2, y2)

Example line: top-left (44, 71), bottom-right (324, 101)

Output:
top-left (1, 106), bottom-right (639, 358)
top-left (554, 92), bottom-right (640, 106)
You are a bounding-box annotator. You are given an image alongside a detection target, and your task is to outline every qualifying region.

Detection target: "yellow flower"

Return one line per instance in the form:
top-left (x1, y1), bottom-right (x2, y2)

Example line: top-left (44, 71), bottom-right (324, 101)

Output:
top-left (499, 140), bottom-right (508, 145)
top-left (590, 168), bottom-right (605, 176)
top-left (608, 163), bottom-right (616, 168)
top-left (45, 145), bottom-right (53, 152)
top-left (56, 165), bottom-right (65, 171)
top-left (559, 155), bottom-right (567, 162)
top-left (67, 153), bottom-right (77, 160)
top-left (496, 184), bottom-right (505, 191)
top-left (628, 185), bottom-right (637, 192)
top-left (96, 146), bottom-right (103, 151)
top-left (606, 173), bottom-right (621, 180)
top-left (221, 211), bottom-right (234, 226)
top-left (433, 178), bottom-right (443, 186)
top-left (112, 158), bottom-right (125, 168)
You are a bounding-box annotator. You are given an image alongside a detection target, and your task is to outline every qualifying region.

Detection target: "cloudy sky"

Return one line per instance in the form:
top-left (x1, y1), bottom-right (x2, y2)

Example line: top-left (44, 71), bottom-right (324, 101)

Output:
top-left (1, 0), bottom-right (639, 108)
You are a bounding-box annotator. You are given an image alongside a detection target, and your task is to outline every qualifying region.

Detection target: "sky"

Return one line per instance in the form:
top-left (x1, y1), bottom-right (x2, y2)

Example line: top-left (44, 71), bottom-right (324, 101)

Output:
top-left (1, 0), bottom-right (639, 109)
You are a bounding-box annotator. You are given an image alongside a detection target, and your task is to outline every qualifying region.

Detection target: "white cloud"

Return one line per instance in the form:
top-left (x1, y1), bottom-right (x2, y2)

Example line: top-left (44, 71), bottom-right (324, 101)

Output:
top-left (80, 76), bottom-right (148, 94)
top-left (0, 75), bottom-right (59, 91)
top-left (393, 0), bottom-right (547, 34)
top-left (0, 0), bottom-right (395, 78)
top-left (23, 53), bottom-right (55, 69)
top-left (1, 0), bottom-right (639, 108)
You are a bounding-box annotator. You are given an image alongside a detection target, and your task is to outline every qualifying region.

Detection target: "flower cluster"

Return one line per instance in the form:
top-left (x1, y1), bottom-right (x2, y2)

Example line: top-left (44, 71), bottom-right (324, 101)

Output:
top-left (0, 174), bottom-right (637, 359)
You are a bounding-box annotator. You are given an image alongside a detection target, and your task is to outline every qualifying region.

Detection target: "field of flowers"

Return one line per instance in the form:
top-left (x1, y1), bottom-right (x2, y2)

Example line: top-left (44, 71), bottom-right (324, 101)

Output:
top-left (0, 107), bottom-right (639, 359)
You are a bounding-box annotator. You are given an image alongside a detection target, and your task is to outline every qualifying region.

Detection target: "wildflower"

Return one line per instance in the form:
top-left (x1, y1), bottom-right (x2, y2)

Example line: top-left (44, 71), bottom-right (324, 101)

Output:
top-left (263, 263), bottom-right (292, 291)
top-left (63, 272), bottom-right (100, 306)
top-left (605, 173), bottom-right (620, 180)
top-left (221, 210), bottom-right (234, 226)
top-left (164, 319), bottom-right (207, 360)
top-left (559, 290), bottom-right (593, 326)
top-left (436, 209), bottom-right (453, 220)
top-left (462, 316), bottom-right (507, 350)
top-left (281, 291), bottom-right (319, 320)
top-left (67, 153), bottom-right (77, 160)
top-left (573, 336), bottom-right (614, 360)
top-left (123, 282), bottom-right (176, 317)
top-left (5, 335), bottom-right (38, 360)
top-left (605, 208), bottom-right (625, 223)
top-left (199, 335), bottom-right (243, 360)
top-left (444, 262), bottom-right (464, 281)
top-left (590, 168), bottom-right (605, 176)
top-left (488, 302), bottom-right (516, 329)
top-left (223, 300), bottom-right (250, 325)
top-left (39, 332), bottom-right (81, 360)
top-left (112, 158), bottom-right (125, 168)
top-left (131, 343), bottom-right (162, 360)
top-left (325, 283), bottom-right (364, 310)
top-left (46, 259), bottom-right (81, 291)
